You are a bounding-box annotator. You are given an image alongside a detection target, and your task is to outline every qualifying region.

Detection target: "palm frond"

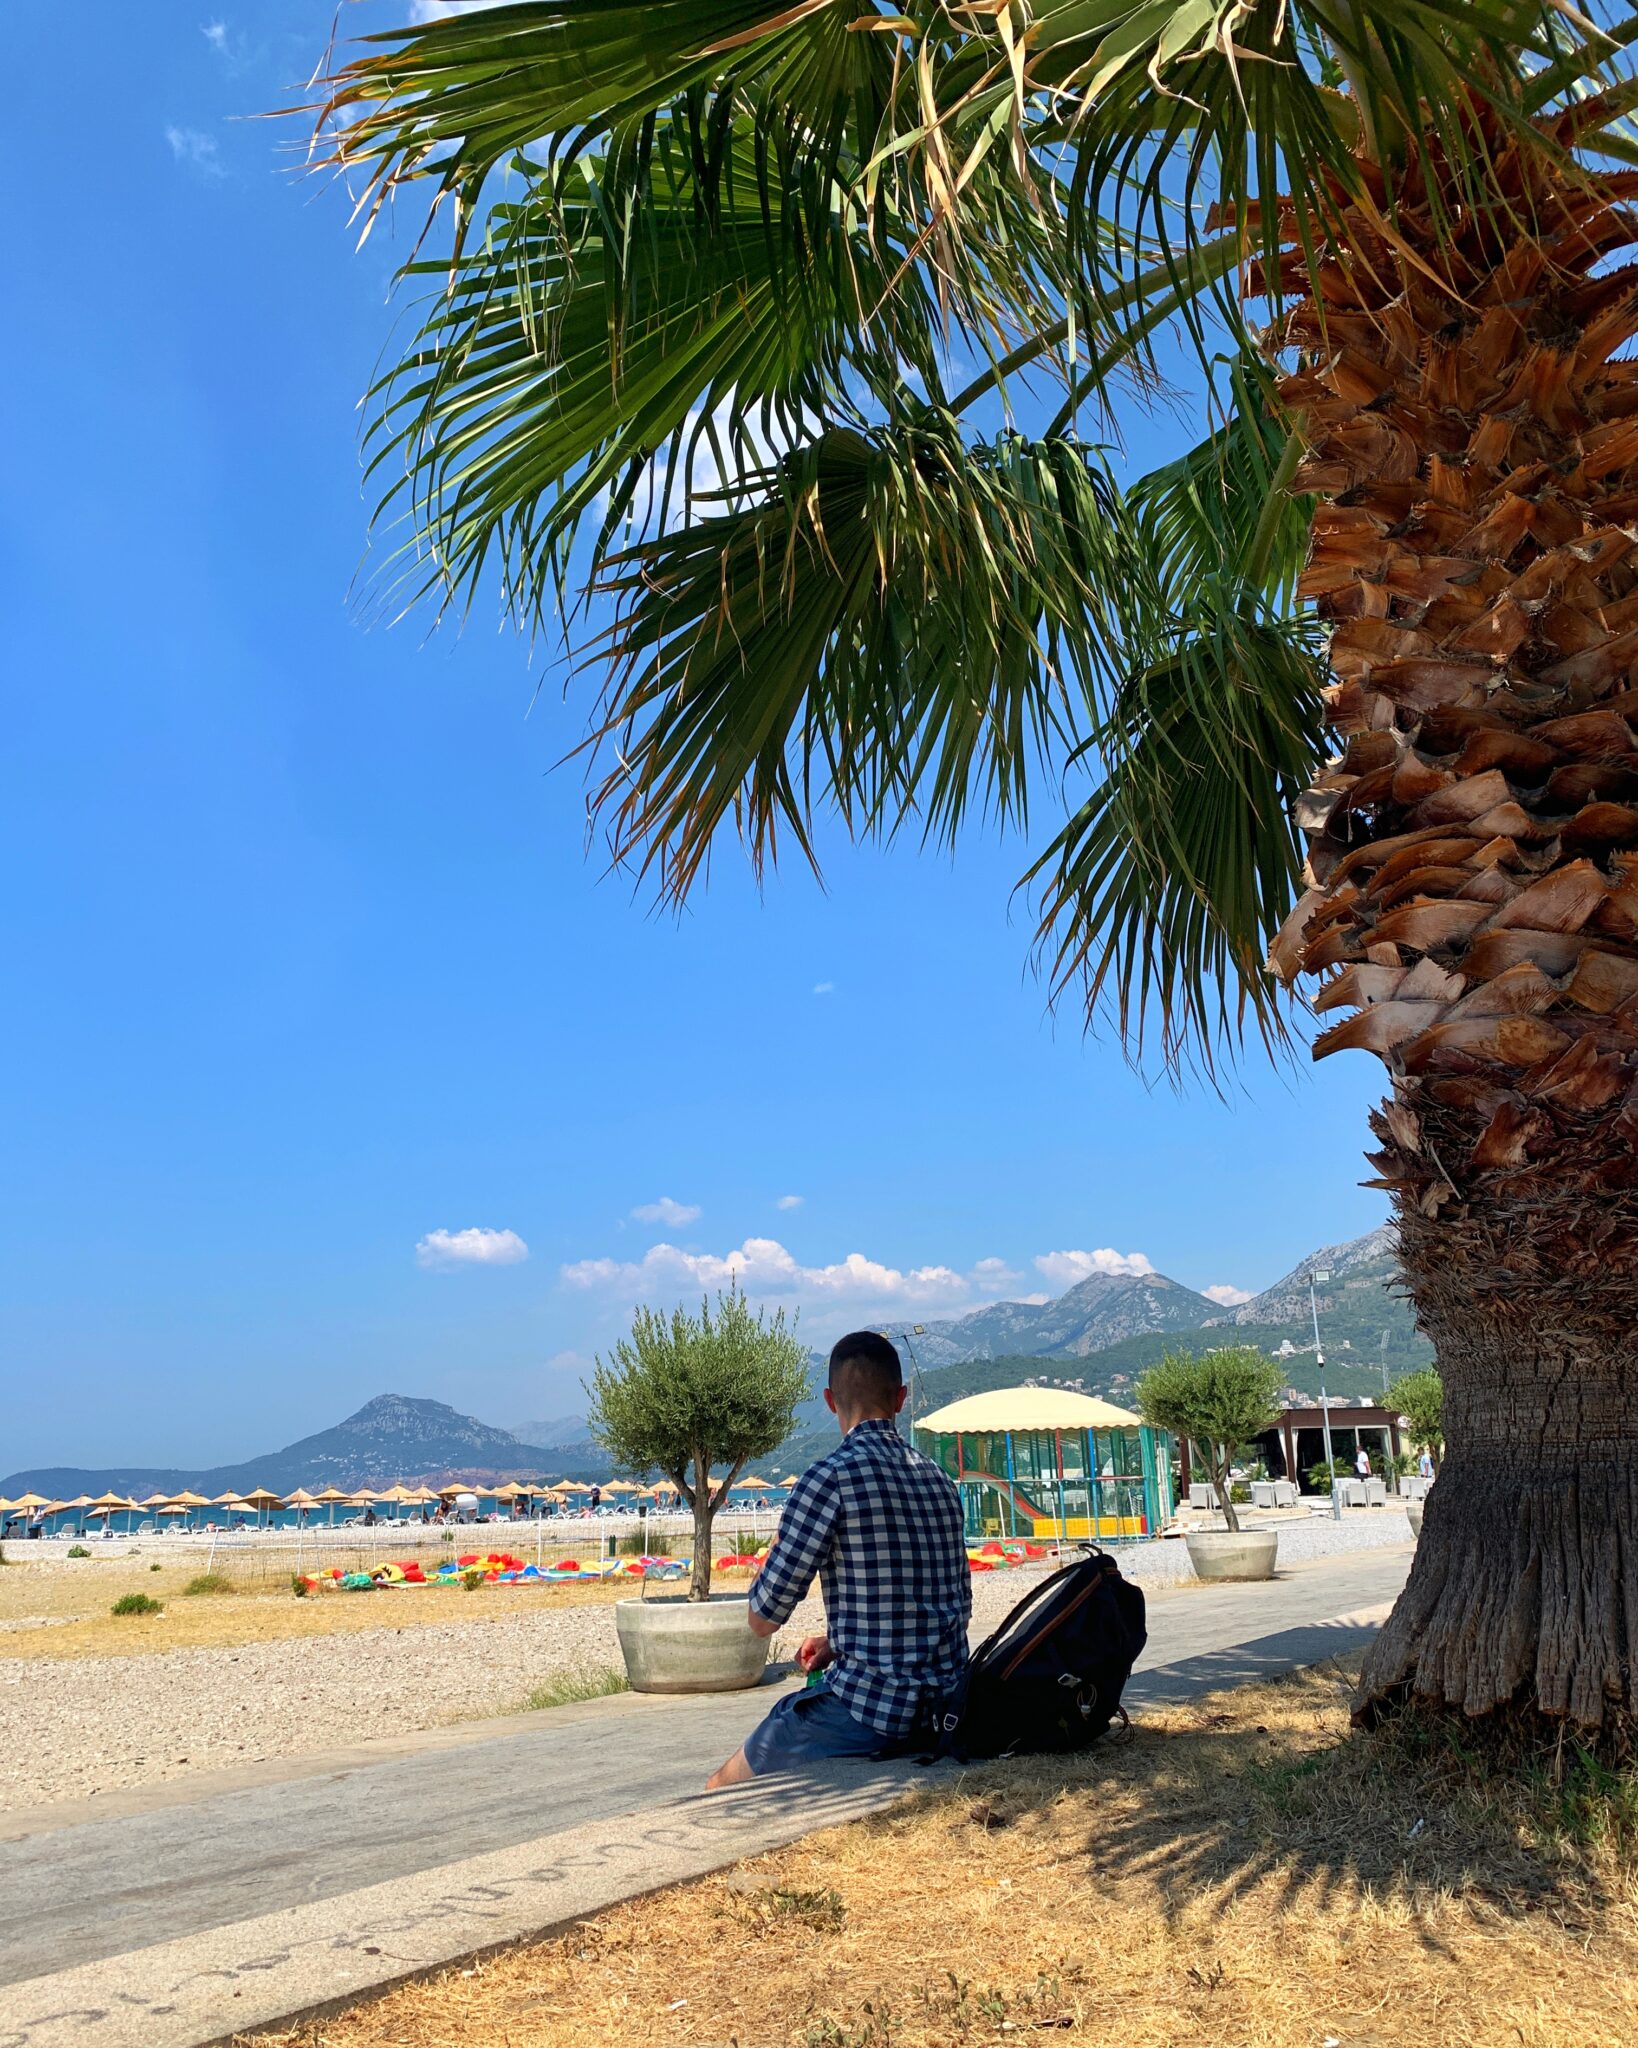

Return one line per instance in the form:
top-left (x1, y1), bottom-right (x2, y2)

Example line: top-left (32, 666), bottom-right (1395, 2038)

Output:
top-left (583, 423), bottom-right (1126, 898)
top-left (358, 115), bottom-right (938, 621)
top-left (1024, 383), bottom-right (1325, 1070)
top-left (309, 0), bottom-right (883, 250)
top-left (355, 101), bottom-right (1208, 628)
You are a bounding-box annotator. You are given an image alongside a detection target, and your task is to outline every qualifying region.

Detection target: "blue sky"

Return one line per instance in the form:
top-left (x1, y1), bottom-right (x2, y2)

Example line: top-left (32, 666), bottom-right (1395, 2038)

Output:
top-left (1, 5), bottom-right (1389, 1474)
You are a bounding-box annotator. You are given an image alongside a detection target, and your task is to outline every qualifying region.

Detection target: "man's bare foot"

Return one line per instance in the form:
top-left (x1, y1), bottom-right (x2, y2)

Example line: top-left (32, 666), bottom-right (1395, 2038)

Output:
top-left (705, 1745), bottom-right (756, 1791)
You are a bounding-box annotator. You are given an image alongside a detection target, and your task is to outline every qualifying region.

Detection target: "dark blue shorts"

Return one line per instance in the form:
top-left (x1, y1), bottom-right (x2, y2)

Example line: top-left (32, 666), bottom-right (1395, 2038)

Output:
top-left (741, 1677), bottom-right (906, 1776)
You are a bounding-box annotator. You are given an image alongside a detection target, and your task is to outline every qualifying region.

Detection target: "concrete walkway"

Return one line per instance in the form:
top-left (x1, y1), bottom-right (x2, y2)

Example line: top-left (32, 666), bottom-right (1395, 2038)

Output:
top-left (2, 1545), bottom-right (1411, 2048)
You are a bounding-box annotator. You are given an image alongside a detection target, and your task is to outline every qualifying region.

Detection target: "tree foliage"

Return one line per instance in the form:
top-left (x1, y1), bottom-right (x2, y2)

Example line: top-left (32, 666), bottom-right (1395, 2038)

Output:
top-left (1389, 1368), bottom-right (1445, 1471)
top-left (302, 0), bottom-right (1638, 1074)
top-left (1137, 1345), bottom-right (1283, 1532)
top-left (586, 1288), bottom-right (810, 1597)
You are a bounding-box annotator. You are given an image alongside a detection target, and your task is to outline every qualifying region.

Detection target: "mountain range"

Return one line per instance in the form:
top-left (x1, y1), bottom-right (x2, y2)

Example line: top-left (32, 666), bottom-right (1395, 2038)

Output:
top-left (1, 1395), bottom-right (578, 1500)
top-left (901, 1270), bottom-right (1216, 1367)
top-left (4, 1225), bottom-right (1430, 1497)
top-left (1201, 1222), bottom-right (1398, 1327)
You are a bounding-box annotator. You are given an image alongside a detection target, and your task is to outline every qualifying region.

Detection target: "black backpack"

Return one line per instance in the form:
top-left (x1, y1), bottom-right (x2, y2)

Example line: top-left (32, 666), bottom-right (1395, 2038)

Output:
top-left (939, 1549), bottom-right (1147, 1761)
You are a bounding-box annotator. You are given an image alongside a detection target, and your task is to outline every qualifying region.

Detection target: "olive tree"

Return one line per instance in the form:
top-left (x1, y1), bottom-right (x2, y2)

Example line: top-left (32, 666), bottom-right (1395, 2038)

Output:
top-left (1137, 1347), bottom-right (1283, 1535)
top-left (586, 1288), bottom-right (809, 1600)
top-left (1390, 1370), bottom-right (1445, 1478)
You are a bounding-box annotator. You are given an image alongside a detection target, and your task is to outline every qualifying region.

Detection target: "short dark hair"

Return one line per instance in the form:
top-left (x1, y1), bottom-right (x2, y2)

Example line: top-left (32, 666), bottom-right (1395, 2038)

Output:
top-left (828, 1330), bottom-right (903, 1413)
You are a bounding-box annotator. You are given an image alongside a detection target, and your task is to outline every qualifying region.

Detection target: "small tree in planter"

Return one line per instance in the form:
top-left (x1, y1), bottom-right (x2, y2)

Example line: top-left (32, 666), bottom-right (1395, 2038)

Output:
top-left (586, 1287), bottom-right (808, 1601)
top-left (1137, 1347), bottom-right (1283, 1535)
top-left (1389, 1368), bottom-right (1444, 1477)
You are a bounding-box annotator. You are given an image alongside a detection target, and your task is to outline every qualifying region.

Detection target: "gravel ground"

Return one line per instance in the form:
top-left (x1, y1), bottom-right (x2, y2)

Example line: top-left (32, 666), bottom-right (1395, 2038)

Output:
top-left (0, 1511), bottom-right (1410, 1814)
top-left (1115, 1503), bottom-right (1416, 1590)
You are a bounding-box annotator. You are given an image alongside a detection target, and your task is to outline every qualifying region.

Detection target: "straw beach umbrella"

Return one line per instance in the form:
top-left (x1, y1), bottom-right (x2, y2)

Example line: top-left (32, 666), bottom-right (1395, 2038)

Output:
top-left (312, 1486), bottom-right (354, 1527)
top-left (8, 1492), bottom-right (51, 1537)
top-left (86, 1492), bottom-right (137, 1535)
top-left (238, 1488), bottom-right (285, 1531)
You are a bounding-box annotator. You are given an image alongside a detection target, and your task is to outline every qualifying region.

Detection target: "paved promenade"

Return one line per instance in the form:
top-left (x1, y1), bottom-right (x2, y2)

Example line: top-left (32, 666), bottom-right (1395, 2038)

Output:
top-left (1, 1545), bottom-right (1412, 2048)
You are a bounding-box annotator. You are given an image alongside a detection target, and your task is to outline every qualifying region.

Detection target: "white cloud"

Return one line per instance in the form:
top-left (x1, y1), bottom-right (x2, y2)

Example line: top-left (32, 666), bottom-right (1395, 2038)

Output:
top-left (201, 20), bottom-right (228, 50)
top-left (812, 982), bottom-right (835, 996)
top-left (775, 1194), bottom-right (804, 1211)
top-left (561, 1236), bottom-right (977, 1316)
top-left (417, 1226), bottom-right (529, 1271)
top-left (165, 125), bottom-right (225, 177)
top-left (971, 1257), bottom-right (1022, 1291)
top-left (1202, 1283), bottom-right (1254, 1307)
top-left (631, 1196), bottom-right (701, 1228)
top-left (1033, 1247), bottom-right (1156, 1288)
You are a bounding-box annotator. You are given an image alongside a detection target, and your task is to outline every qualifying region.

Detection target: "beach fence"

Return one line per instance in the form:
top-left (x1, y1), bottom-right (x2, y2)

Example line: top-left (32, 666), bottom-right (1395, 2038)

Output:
top-left (67, 1509), bottom-right (786, 1588)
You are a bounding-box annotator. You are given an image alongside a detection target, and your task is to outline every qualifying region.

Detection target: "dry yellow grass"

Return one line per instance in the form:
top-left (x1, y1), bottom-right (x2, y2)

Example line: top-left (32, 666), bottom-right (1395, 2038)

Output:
top-left (0, 1552), bottom-right (670, 1662)
top-left (241, 1655), bottom-right (1638, 2048)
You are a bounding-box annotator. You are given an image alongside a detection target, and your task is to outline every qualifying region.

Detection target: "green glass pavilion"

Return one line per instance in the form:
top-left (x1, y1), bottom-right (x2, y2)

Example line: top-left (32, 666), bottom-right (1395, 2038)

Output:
top-left (915, 1387), bottom-right (1174, 1542)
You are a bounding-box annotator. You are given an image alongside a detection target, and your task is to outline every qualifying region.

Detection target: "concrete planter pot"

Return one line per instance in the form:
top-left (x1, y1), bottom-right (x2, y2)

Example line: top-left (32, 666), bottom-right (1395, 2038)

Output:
top-left (1185, 1530), bottom-right (1278, 1582)
top-left (1407, 1499), bottom-right (1425, 1538)
top-left (615, 1592), bottom-right (770, 1694)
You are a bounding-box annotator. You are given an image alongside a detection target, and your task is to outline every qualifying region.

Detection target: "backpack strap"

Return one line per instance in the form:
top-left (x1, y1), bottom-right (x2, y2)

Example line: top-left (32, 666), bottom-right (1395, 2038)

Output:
top-left (997, 1569), bottom-right (1110, 1681)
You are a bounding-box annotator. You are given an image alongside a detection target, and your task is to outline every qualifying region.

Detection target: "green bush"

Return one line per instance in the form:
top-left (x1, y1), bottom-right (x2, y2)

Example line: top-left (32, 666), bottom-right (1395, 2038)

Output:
top-left (461, 1567), bottom-right (488, 1590)
top-left (67, 1544), bottom-right (91, 1559)
top-left (1229, 1481), bottom-right (1251, 1504)
top-left (183, 1572), bottom-right (234, 1597)
top-left (616, 1530), bottom-right (671, 1556)
top-left (291, 1574), bottom-right (311, 1598)
top-left (150, 1562), bottom-right (163, 1572)
top-left (112, 1593), bottom-right (162, 1617)
top-left (1306, 1457), bottom-right (1353, 1496)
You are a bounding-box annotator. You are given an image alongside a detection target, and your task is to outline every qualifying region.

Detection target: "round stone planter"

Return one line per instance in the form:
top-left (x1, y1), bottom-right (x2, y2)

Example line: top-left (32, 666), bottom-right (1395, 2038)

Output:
top-left (1185, 1530), bottom-right (1278, 1582)
top-left (615, 1592), bottom-right (771, 1694)
top-left (1407, 1499), bottom-right (1425, 1538)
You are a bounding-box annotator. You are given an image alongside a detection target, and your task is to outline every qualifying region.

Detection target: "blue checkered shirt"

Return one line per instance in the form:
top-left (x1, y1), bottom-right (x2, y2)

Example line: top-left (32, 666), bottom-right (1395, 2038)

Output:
top-left (749, 1417), bottom-right (971, 1736)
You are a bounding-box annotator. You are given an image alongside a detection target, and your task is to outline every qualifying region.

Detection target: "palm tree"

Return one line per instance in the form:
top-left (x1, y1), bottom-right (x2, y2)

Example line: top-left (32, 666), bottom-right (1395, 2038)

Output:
top-left (307, 2), bottom-right (1638, 1745)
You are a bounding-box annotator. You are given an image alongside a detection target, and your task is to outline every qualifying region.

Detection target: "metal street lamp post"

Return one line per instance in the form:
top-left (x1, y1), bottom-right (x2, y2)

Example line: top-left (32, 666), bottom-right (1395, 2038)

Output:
top-left (900, 1324), bottom-right (928, 1434)
top-left (1310, 1268), bottom-right (1342, 1521)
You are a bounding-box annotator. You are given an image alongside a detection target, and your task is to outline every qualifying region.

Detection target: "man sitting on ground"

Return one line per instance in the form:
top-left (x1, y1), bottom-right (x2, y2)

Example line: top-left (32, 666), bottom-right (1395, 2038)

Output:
top-left (706, 1330), bottom-right (970, 1789)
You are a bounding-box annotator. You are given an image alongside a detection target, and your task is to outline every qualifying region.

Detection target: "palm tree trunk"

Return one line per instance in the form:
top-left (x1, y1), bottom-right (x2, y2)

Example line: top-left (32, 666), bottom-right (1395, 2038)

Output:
top-left (1376, 1139), bottom-right (1637, 1727)
top-left (1269, 103), bottom-right (1638, 1741)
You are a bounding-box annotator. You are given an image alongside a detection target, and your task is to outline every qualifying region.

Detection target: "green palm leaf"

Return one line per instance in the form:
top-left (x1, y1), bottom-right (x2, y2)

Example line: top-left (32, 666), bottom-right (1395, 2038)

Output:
top-left (584, 422), bottom-right (1121, 897)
